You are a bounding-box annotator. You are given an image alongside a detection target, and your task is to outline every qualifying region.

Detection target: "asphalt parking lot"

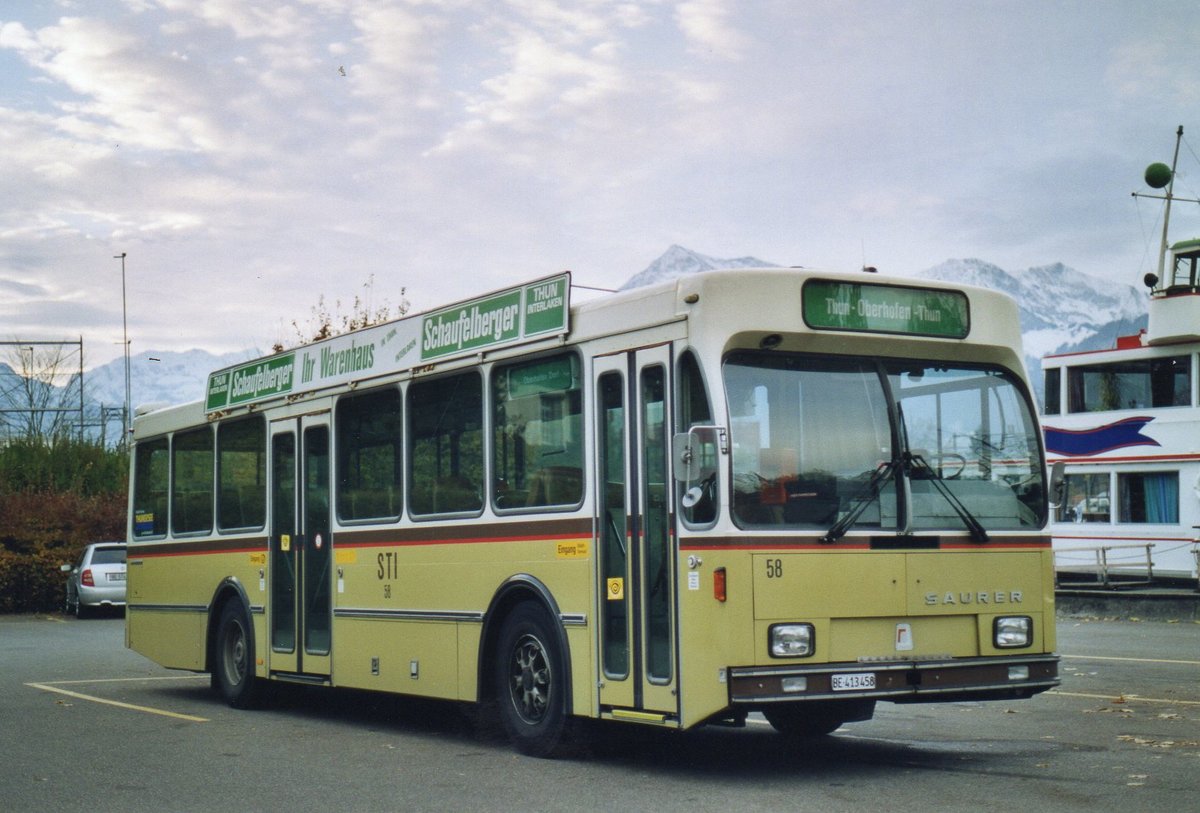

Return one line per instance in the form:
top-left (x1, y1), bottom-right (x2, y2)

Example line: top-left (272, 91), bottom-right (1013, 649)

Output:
top-left (2, 610), bottom-right (1197, 812)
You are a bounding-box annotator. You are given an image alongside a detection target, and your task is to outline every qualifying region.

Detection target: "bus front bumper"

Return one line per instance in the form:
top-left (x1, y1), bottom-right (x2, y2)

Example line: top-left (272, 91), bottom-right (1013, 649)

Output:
top-left (729, 654), bottom-right (1060, 705)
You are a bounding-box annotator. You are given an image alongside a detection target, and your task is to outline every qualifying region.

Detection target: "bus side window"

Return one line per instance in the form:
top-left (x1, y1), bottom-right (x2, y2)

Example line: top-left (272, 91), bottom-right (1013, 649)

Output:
top-left (133, 437), bottom-right (169, 538)
top-left (336, 387), bottom-right (402, 522)
top-left (217, 415), bottom-right (266, 532)
top-left (172, 426), bottom-right (214, 536)
top-left (492, 353), bottom-right (583, 511)
top-left (408, 372), bottom-right (484, 516)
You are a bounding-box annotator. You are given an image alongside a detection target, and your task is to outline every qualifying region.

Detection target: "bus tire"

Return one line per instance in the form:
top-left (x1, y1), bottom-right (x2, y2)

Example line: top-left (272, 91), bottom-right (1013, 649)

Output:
top-left (494, 603), bottom-right (572, 758)
top-left (214, 600), bottom-right (263, 709)
top-left (763, 699), bottom-right (874, 738)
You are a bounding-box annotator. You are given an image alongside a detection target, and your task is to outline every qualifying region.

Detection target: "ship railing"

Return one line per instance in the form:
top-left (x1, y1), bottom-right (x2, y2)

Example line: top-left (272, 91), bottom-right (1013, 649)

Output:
top-left (1054, 543), bottom-right (1155, 588)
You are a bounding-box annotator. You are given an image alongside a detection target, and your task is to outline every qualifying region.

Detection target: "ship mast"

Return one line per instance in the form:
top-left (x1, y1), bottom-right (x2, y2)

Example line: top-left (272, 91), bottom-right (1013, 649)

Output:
top-left (1157, 125), bottom-right (1184, 282)
top-left (1138, 127), bottom-right (1200, 345)
top-left (1134, 125), bottom-right (1200, 289)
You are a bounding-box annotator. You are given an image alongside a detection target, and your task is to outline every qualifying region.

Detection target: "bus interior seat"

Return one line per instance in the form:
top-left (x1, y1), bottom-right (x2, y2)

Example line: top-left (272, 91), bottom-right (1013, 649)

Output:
top-left (525, 466), bottom-right (583, 506)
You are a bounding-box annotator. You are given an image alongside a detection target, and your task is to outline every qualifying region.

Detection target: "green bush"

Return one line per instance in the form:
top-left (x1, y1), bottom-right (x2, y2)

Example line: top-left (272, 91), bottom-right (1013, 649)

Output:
top-left (0, 437), bottom-right (127, 497)
top-left (0, 438), bottom-right (128, 613)
top-left (0, 548), bottom-right (70, 614)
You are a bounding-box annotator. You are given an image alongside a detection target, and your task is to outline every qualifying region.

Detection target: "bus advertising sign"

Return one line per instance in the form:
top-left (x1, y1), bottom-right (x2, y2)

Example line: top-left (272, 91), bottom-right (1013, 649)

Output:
top-left (205, 273), bottom-right (570, 414)
top-left (802, 279), bottom-right (970, 339)
top-left (420, 273), bottom-right (569, 361)
top-left (206, 353), bottom-right (296, 411)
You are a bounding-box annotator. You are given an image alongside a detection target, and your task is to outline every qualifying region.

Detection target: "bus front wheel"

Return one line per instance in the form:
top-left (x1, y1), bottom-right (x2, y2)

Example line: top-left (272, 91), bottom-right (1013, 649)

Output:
top-left (214, 600), bottom-right (263, 709)
top-left (494, 603), bottom-right (571, 758)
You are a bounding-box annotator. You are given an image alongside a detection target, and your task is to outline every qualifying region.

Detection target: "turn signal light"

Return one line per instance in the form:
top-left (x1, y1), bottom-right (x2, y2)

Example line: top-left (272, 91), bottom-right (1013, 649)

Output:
top-left (713, 567), bottom-right (727, 602)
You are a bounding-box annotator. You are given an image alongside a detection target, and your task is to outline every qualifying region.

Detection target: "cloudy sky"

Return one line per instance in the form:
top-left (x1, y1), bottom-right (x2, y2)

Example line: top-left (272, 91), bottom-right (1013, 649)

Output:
top-left (3, 0), bottom-right (1200, 369)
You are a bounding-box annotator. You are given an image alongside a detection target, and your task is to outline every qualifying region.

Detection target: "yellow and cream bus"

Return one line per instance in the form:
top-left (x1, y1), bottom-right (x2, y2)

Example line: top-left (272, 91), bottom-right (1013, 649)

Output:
top-left (126, 267), bottom-right (1059, 756)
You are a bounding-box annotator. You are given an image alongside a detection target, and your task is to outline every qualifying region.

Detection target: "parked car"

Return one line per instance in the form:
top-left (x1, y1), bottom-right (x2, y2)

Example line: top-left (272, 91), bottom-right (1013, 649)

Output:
top-left (62, 542), bottom-right (127, 617)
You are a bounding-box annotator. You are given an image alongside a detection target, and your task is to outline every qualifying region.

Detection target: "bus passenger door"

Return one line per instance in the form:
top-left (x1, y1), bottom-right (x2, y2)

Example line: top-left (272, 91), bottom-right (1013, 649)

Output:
top-left (268, 414), bottom-right (333, 678)
top-left (593, 345), bottom-right (678, 718)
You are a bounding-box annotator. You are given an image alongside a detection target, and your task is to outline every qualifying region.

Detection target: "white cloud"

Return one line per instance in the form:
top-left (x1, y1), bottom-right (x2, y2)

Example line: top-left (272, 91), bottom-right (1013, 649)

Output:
top-left (345, 0), bottom-right (443, 101)
top-left (424, 1), bottom-right (683, 161)
top-left (149, 0), bottom-right (313, 40)
top-left (0, 21), bottom-right (42, 54)
top-left (4, 16), bottom-right (230, 152)
top-left (674, 0), bottom-right (750, 60)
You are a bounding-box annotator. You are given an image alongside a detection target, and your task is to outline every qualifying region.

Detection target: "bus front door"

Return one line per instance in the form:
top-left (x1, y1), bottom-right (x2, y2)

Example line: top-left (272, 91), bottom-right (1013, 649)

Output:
top-left (594, 345), bottom-right (678, 719)
top-left (268, 415), bottom-right (333, 678)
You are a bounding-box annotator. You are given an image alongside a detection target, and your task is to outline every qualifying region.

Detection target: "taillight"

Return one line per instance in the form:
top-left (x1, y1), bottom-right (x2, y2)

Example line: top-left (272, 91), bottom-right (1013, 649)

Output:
top-left (81, 569), bottom-right (94, 587)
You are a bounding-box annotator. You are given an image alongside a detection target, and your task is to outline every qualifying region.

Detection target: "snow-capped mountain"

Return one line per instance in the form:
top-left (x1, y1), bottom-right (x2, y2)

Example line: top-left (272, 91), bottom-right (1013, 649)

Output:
top-left (85, 348), bottom-right (260, 410)
top-left (1, 347), bottom-right (257, 443)
top-left (907, 259), bottom-right (1146, 366)
top-left (619, 244), bottom-right (776, 290)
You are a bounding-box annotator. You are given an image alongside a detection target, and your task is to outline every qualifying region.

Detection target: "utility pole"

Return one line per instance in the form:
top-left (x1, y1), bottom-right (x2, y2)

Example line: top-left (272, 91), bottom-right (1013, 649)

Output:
top-left (114, 252), bottom-right (131, 443)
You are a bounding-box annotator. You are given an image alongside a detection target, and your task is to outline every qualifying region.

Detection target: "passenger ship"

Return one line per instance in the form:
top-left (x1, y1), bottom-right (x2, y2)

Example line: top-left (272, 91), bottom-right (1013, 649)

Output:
top-left (1043, 127), bottom-right (1200, 585)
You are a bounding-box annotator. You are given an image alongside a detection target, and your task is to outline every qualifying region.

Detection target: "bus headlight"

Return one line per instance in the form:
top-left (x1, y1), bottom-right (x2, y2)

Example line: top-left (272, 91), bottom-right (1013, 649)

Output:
top-left (769, 623), bottom-right (815, 658)
top-left (993, 616), bottom-right (1032, 648)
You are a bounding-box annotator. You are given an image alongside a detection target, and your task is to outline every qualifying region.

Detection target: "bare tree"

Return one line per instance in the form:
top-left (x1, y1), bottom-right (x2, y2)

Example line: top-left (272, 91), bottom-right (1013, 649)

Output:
top-left (0, 341), bottom-right (84, 441)
top-left (272, 275), bottom-right (411, 352)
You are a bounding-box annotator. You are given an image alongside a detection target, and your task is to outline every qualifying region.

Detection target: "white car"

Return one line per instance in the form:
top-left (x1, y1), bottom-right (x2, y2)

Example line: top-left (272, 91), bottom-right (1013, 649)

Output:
top-left (62, 542), bottom-right (127, 617)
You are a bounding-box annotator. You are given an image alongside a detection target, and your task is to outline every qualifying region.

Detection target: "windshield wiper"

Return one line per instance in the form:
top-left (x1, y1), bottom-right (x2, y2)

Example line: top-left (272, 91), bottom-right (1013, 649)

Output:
top-left (906, 452), bottom-right (989, 543)
top-left (821, 458), bottom-right (900, 543)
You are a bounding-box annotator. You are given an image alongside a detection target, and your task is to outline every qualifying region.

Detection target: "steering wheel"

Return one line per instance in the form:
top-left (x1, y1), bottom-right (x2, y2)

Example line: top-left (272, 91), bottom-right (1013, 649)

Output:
top-left (931, 452), bottom-right (967, 480)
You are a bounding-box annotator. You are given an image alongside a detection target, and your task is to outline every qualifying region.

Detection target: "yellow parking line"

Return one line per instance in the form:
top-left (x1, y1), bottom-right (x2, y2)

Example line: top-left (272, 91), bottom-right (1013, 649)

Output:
top-left (26, 681), bottom-right (210, 722)
top-left (1063, 653), bottom-right (1200, 666)
top-left (1048, 690), bottom-right (1200, 707)
top-left (38, 675), bottom-right (210, 686)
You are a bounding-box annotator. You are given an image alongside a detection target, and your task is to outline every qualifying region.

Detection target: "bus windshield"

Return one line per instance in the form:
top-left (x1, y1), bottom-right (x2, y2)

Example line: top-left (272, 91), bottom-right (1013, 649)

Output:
top-left (724, 351), bottom-right (1046, 534)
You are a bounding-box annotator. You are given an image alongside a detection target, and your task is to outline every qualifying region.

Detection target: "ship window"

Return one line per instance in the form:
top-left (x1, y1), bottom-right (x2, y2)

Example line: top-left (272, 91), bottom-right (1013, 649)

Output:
top-left (1117, 471), bottom-right (1178, 524)
top-left (1058, 472), bottom-right (1109, 523)
top-left (1169, 251), bottom-right (1200, 289)
top-left (1043, 368), bottom-right (1061, 415)
top-left (1066, 356), bottom-right (1190, 412)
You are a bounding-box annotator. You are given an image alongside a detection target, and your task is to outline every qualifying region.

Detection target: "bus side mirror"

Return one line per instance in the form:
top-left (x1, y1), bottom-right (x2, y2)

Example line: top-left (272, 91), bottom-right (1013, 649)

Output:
top-left (672, 426), bottom-right (725, 483)
top-left (674, 427), bottom-right (723, 523)
top-left (672, 433), bottom-right (701, 482)
top-left (681, 484), bottom-right (705, 508)
top-left (1048, 461), bottom-right (1066, 507)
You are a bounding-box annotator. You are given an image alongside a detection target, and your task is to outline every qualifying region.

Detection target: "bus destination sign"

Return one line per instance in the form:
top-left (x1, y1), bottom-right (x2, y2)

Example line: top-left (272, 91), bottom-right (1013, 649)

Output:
top-left (802, 279), bottom-right (969, 339)
top-left (205, 272), bottom-right (570, 413)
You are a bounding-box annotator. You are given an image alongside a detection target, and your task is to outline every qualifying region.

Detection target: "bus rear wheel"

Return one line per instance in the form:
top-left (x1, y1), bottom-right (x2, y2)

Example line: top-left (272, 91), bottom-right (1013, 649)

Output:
top-left (494, 603), bottom-right (571, 758)
top-left (214, 600), bottom-right (263, 709)
top-left (763, 700), bottom-right (875, 737)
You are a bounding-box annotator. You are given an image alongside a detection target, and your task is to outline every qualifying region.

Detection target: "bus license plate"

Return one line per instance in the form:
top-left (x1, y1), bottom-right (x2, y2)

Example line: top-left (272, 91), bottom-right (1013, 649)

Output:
top-left (831, 672), bottom-right (875, 692)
